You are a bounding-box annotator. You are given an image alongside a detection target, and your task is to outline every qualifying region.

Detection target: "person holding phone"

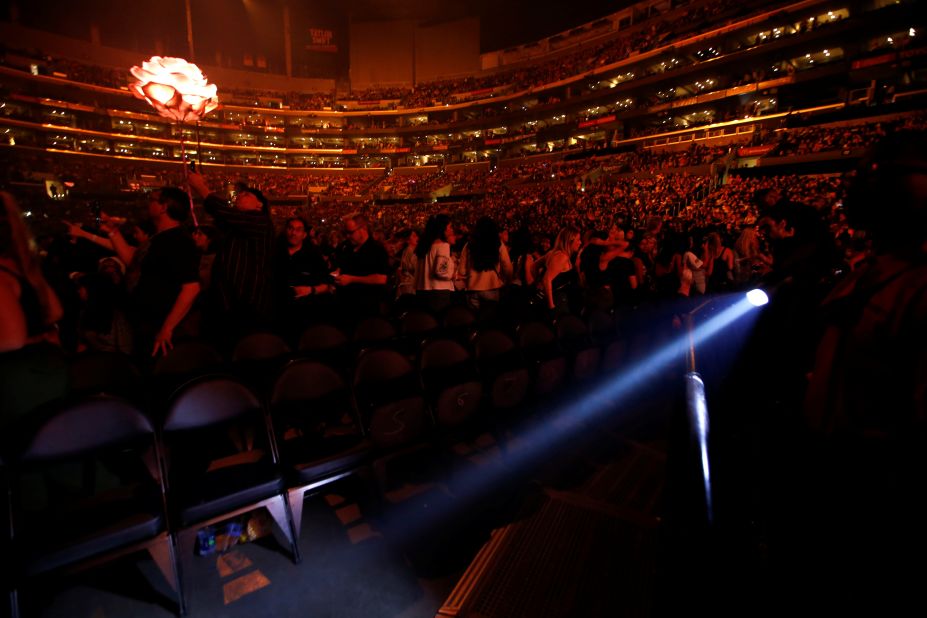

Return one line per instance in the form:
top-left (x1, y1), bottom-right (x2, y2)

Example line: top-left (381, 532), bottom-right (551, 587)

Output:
top-left (275, 216), bottom-right (332, 337)
top-left (187, 171), bottom-right (275, 347)
top-left (331, 214), bottom-right (389, 322)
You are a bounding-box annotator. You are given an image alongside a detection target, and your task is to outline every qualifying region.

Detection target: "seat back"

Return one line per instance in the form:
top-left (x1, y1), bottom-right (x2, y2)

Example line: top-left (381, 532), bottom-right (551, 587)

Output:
top-left (585, 310), bottom-right (617, 345)
top-left (153, 340), bottom-right (224, 377)
top-left (518, 321), bottom-right (558, 356)
top-left (67, 352), bottom-right (142, 400)
top-left (7, 397), bottom-right (168, 584)
top-left (398, 310), bottom-right (440, 356)
top-left (151, 340), bottom-right (223, 400)
top-left (400, 310), bottom-right (439, 338)
top-left (419, 339), bottom-right (483, 426)
top-left (472, 329), bottom-right (517, 361)
top-left (164, 377), bottom-right (263, 432)
top-left (443, 305), bottom-right (476, 330)
top-left (353, 349), bottom-right (428, 448)
top-left (442, 305), bottom-right (477, 343)
top-left (17, 397), bottom-right (154, 464)
top-left (232, 332), bottom-right (291, 362)
top-left (161, 377), bottom-right (280, 514)
top-left (420, 338), bottom-right (479, 392)
top-left (352, 316), bottom-right (397, 348)
top-left (298, 323), bottom-right (349, 354)
top-left (555, 315), bottom-right (589, 350)
top-left (354, 348), bottom-right (416, 387)
top-left (270, 360), bottom-right (359, 464)
top-left (471, 330), bottom-right (529, 410)
top-left (557, 315), bottom-right (600, 381)
top-left (518, 321), bottom-right (567, 395)
top-left (421, 338), bottom-right (471, 371)
top-left (272, 360), bottom-right (346, 405)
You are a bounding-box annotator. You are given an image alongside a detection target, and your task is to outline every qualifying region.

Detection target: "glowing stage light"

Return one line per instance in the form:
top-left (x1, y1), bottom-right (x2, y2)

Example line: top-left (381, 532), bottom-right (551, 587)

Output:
top-left (746, 289), bottom-right (769, 307)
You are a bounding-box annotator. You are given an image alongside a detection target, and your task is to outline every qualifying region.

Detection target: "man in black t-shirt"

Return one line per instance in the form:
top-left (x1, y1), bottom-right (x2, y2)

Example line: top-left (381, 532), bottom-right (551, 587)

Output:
top-left (275, 216), bottom-right (333, 337)
top-left (333, 214), bottom-right (389, 320)
top-left (124, 187), bottom-right (200, 359)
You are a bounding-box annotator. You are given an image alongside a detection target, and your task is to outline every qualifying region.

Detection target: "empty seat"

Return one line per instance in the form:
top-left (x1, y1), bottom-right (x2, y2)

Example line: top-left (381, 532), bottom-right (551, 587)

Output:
top-left (398, 309), bottom-right (440, 355)
top-left (151, 340), bottom-right (225, 407)
top-left (556, 314), bottom-right (602, 382)
top-left (5, 396), bottom-right (184, 615)
top-left (419, 339), bottom-right (484, 428)
top-left (162, 376), bottom-right (300, 567)
top-left (442, 305), bottom-right (477, 343)
top-left (231, 332), bottom-right (293, 395)
top-left (270, 360), bottom-right (371, 538)
top-left (471, 329), bottom-right (530, 413)
top-left (298, 322), bottom-right (349, 353)
top-left (353, 349), bottom-right (430, 449)
top-left (517, 321), bottom-right (568, 398)
top-left (231, 332), bottom-right (292, 363)
top-left (67, 351), bottom-right (142, 400)
top-left (352, 316), bottom-right (398, 352)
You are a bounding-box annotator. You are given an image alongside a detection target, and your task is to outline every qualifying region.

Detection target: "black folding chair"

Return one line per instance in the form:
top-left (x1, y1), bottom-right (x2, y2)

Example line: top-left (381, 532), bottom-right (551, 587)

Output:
top-left (67, 351), bottom-right (142, 401)
top-left (151, 340), bottom-right (225, 407)
top-left (419, 338), bottom-right (484, 430)
top-left (270, 360), bottom-right (372, 539)
top-left (556, 314), bottom-right (602, 383)
top-left (398, 310), bottom-right (440, 357)
top-left (231, 332), bottom-right (293, 395)
top-left (352, 349), bottom-right (430, 450)
top-left (518, 320), bottom-right (569, 398)
top-left (297, 323), bottom-right (351, 370)
top-left (161, 376), bottom-right (301, 570)
top-left (442, 304), bottom-right (477, 344)
top-left (471, 329), bottom-right (530, 414)
top-left (352, 316), bottom-right (398, 353)
top-left (5, 396), bottom-right (184, 616)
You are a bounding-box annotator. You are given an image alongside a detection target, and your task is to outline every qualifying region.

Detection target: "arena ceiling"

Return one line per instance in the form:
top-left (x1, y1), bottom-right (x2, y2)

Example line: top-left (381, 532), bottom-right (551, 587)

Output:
top-left (7, 0), bottom-right (633, 52)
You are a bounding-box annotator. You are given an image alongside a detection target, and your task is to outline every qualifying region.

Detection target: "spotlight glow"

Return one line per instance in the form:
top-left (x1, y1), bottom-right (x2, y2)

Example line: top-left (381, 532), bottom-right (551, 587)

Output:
top-left (380, 294), bottom-right (766, 545)
top-left (746, 289), bottom-right (769, 307)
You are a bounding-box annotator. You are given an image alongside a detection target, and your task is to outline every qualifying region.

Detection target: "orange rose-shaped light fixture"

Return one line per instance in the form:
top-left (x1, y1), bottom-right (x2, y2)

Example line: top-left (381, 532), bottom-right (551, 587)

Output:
top-left (130, 56), bottom-right (218, 123)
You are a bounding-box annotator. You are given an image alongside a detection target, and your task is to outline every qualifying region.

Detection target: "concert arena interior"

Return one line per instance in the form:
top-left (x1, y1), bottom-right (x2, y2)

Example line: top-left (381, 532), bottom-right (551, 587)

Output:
top-left (1, 0), bottom-right (925, 616)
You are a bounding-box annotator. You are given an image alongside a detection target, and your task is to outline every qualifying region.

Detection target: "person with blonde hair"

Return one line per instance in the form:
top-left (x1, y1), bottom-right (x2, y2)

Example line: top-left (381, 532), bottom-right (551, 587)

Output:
top-left (533, 226), bottom-right (581, 316)
top-left (0, 192), bottom-right (67, 429)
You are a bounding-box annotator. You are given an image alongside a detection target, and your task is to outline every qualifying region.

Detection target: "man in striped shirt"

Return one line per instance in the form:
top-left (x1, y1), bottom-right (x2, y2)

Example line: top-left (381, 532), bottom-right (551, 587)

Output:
top-left (188, 173), bottom-right (275, 346)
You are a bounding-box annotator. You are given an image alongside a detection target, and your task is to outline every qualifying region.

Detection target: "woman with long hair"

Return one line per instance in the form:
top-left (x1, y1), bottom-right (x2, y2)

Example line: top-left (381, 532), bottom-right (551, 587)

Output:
top-left (733, 224), bottom-right (772, 284)
top-left (0, 192), bottom-right (67, 429)
top-left (705, 231), bottom-right (736, 292)
top-left (414, 213), bottom-right (456, 312)
top-left (459, 216), bottom-right (513, 315)
top-left (533, 226), bottom-right (581, 316)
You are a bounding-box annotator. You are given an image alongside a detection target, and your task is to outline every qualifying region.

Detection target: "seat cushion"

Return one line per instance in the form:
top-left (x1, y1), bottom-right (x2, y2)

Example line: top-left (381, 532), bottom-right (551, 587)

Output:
top-left (172, 461), bottom-right (285, 527)
top-left (291, 438), bottom-right (372, 486)
top-left (20, 487), bottom-right (164, 576)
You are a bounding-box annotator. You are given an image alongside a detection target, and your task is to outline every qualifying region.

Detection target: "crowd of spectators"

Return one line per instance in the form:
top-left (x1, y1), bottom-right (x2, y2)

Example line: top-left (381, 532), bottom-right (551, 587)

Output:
top-left (6, 114), bottom-right (918, 211)
top-left (4, 155), bottom-right (858, 376)
top-left (770, 114), bottom-right (927, 157)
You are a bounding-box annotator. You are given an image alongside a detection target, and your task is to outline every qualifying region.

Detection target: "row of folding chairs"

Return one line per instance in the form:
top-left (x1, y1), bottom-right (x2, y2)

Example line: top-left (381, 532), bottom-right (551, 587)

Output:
top-left (4, 311), bottom-right (644, 616)
top-left (4, 337), bottom-right (513, 617)
top-left (66, 312), bottom-right (637, 433)
top-left (1, 374), bottom-right (313, 616)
